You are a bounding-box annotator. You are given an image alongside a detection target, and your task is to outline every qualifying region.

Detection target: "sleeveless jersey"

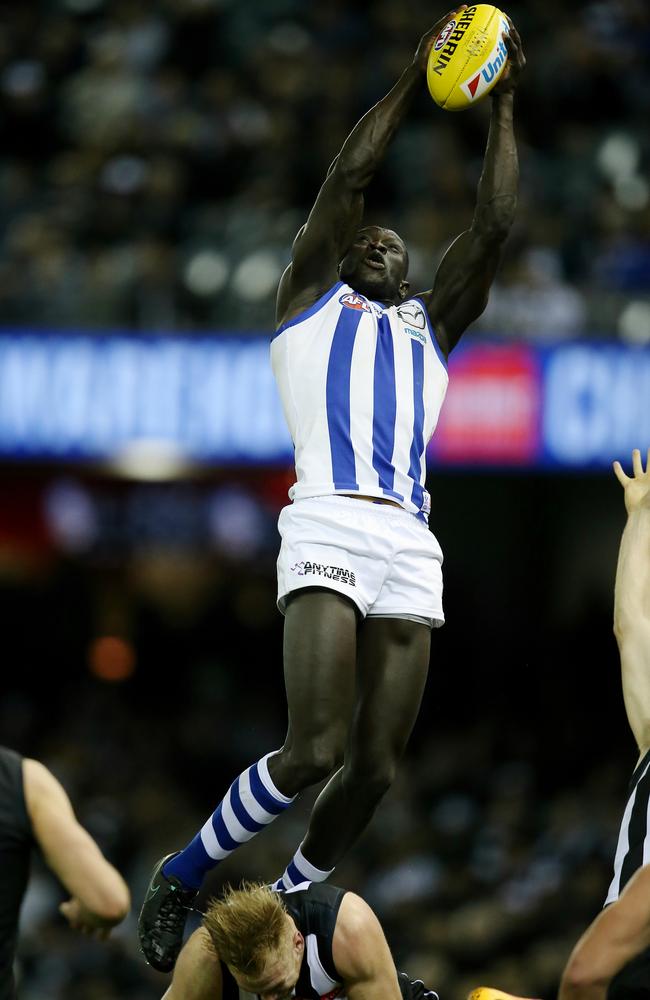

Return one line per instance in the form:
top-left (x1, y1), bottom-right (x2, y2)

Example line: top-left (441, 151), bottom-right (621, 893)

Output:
top-left (0, 747), bottom-right (33, 1000)
top-left (271, 282), bottom-right (449, 521)
top-left (220, 882), bottom-right (438, 1000)
top-left (605, 749), bottom-right (650, 997)
top-left (606, 747), bottom-right (650, 905)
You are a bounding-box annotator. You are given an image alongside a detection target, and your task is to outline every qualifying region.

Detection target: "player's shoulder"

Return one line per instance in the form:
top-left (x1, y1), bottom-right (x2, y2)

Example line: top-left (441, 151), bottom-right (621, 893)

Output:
top-left (275, 280), bottom-right (346, 336)
top-left (331, 893), bottom-right (387, 981)
top-left (168, 928), bottom-right (222, 1000)
top-left (333, 891), bottom-right (376, 937)
top-left (22, 757), bottom-right (61, 803)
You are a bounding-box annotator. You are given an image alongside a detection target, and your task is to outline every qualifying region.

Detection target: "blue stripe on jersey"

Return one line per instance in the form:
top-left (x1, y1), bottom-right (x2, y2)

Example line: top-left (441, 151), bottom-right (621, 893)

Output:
top-left (326, 308), bottom-right (361, 490)
top-left (371, 315), bottom-right (403, 500)
top-left (413, 296), bottom-right (448, 371)
top-left (273, 281), bottom-right (344, 340)
top-left (408, 339), bottom-right (426, 512)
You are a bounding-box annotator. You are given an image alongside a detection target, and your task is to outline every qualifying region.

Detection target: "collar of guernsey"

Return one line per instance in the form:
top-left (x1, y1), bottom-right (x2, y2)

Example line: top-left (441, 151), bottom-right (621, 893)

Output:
top-left (271, 281), bottom-right (448, 522)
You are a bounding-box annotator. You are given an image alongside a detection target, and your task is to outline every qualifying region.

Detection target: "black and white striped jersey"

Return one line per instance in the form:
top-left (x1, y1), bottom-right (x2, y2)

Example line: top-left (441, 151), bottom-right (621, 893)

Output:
top-left (282, 881), bottom-right (345, 1000)
top-left (606, 747), bottom-right (650, 905)
top-left (219, 881), bottom-right (439, 1000)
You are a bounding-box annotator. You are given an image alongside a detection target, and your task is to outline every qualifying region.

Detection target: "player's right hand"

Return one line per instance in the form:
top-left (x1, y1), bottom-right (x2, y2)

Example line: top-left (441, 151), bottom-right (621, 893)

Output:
top-left (60, 897), bottom-right (115, 940)
top-left (613, 448), bottom-right (650, 514)
top-left (412, 6), bottom-right (468, 74)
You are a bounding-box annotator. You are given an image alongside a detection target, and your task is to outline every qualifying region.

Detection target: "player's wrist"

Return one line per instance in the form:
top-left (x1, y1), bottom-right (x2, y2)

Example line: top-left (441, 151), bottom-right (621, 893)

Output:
top-left (490, 91), bottom-right (515, 118)
top-left (404, 60), bottom-right (425, 88)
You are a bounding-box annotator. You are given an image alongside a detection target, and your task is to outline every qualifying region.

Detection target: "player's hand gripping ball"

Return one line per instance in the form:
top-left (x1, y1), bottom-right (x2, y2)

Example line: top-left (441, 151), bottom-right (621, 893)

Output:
top-left (427, 4), bottom-right (510, 110)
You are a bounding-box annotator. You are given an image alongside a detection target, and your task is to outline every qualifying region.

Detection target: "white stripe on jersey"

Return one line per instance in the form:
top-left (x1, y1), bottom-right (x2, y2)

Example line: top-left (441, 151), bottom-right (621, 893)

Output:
top-left (605, 753), bottom-right (650, 904)
top-left (306, 934), bottom-right (339, 997)
top-left (271, 282), bottom-right (448, 520)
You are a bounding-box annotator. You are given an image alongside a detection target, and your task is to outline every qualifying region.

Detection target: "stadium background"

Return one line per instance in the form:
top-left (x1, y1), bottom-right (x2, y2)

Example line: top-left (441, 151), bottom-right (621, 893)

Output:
top-left (0, 0), bottom-right (649, 997)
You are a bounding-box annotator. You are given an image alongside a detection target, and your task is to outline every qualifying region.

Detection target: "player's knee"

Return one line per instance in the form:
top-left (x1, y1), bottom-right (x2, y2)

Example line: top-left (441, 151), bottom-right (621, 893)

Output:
top-left (279, 738), bottom-right (343, 789)
top-left (347, 756), bottom-right (396, 801)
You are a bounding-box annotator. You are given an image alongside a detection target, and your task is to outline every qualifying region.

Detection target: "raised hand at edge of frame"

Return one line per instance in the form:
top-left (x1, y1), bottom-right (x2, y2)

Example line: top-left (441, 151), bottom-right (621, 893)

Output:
top-left (613, 448), bottom-right (650, 515)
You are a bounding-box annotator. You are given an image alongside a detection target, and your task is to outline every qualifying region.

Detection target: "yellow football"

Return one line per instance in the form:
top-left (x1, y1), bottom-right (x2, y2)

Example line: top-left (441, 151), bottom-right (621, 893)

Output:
top-left (427, 4), bottom-right (509, 111)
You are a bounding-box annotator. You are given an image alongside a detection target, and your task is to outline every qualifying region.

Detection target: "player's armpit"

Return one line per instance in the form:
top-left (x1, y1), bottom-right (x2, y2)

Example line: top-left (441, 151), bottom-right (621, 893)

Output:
top-left (22, 759), bottom-right (129, 925)
top-left (276, 169), bottom-right (364, 328)
top-left (418, 228), bottom-right (502, 355)
top-left (333, 894), bottom-right (403, 1000)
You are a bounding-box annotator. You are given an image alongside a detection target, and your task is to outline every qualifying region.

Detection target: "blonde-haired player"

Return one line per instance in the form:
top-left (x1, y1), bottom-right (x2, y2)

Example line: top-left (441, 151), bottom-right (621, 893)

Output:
top-left (161, 881), bottom-right (441, 1000)
top-left (560, 449), bottom-right (650, 1000)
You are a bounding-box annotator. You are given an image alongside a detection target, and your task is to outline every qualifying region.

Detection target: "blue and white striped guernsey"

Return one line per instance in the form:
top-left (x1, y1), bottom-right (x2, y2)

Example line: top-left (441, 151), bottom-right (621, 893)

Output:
top-left (271, 281), bottom-right (449, 521)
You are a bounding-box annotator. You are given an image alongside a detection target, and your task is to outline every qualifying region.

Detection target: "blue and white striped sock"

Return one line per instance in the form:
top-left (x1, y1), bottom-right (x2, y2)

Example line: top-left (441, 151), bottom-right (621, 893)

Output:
top-left (164, 752), bottom-right (294, 890)
top-left (273, 844), bottom-right (334, 891)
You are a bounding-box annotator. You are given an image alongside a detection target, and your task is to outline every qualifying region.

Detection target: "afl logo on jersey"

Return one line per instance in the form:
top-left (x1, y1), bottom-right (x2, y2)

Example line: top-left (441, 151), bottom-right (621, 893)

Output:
top-left (339, 292), bottom-right (372, 313)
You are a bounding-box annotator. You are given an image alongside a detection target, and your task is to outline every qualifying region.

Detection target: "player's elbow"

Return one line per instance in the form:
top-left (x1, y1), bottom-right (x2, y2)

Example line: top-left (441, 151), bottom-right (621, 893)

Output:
top-left (333, 153), bottom-right (374, 192)
top-left (474, 197), bottom-right (517, 244)
top-left (561, 955), bottom-right (610, 994)
top-left (613, 612), bottom-right (636, 645)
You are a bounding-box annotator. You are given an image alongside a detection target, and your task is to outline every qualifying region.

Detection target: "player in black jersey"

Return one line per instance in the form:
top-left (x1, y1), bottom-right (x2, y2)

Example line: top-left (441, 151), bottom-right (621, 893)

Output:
top-left (560, 450), bottom-right (650, 1000)
top-left (160, 881), bottom-right (530, 1000)
top-left (0, 746), bottom-right (129, 998)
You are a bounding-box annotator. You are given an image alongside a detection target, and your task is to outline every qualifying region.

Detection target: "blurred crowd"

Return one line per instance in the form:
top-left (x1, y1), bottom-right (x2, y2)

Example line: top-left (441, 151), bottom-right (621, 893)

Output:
top-left (0, 0), bottom-right (648, 340)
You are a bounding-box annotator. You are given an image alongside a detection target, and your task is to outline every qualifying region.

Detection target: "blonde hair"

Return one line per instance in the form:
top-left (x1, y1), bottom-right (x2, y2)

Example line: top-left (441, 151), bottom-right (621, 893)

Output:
top-left (203, 882), bottom-right (289, 976)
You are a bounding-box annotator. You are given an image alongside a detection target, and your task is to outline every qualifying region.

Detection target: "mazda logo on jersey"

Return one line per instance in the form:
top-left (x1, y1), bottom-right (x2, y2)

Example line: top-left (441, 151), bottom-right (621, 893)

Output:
top-left (397, 302), bottom-right (426, 329)
top-left (339, 292), bottom-right (372, 313)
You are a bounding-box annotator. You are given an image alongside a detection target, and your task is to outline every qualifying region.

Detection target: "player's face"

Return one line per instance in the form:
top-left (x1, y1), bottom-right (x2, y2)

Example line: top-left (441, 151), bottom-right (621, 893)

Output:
top-left (339, 226), bottom-right (409, 303)
top-left (232, 922), bottom-right (304, 1000)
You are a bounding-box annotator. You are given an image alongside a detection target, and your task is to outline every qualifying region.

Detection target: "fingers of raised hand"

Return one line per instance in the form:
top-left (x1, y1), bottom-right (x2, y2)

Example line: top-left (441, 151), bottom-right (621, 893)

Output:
top-left (503, 24), bottom-right (525, 66)
top-left (613, 460), bottom-right (629, 487)
top-left (433, 5), bottom-right (467, 33)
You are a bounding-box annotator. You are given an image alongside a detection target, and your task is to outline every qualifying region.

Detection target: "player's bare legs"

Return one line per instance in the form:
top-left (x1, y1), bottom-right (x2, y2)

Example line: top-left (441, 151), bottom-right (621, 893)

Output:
top-left (284, 614), bottom-right (431, 871)
top-left (139, 588), bottom-right (358, 969)
top-left (267, 590), bottom-right (358, 795)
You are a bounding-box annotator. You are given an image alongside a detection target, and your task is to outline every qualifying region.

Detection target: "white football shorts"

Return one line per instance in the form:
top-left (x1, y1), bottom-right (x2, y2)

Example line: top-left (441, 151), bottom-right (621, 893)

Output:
top-left (276, 495), bottom-right (444, 627)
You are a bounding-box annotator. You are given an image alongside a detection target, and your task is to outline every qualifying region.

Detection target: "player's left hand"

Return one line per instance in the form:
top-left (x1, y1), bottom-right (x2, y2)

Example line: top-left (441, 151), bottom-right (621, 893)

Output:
top-left (412, 6), bottom-right (468, 74)
top-left (491, 18), bottom-right (526, 96)
top-left (614, 448), bottom-right (650, 515)
top-left (60, 897), bottom-right (114, 940)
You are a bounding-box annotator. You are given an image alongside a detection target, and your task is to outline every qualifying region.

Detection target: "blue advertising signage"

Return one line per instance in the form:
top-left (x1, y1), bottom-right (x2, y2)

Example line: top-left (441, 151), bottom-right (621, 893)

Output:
top-left (0, 331), bottom-right (648, 468)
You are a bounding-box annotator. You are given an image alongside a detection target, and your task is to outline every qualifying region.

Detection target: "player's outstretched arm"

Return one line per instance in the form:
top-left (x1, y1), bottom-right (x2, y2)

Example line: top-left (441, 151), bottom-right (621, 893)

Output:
top-left (559, 863), bottom-right (650, 1000)
top-left (613, 448), bottom-right (650, 758)
top-left (332, 893), bottom-right (403, 1000)
top-left (162, 929), bottom-right (223, 1000)
top-left (276, 6), bottom-right (469, 327)
top-left (418, 21), bottom-right (525, 356)
top-left (22, 758), bottom-right (130, 938)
